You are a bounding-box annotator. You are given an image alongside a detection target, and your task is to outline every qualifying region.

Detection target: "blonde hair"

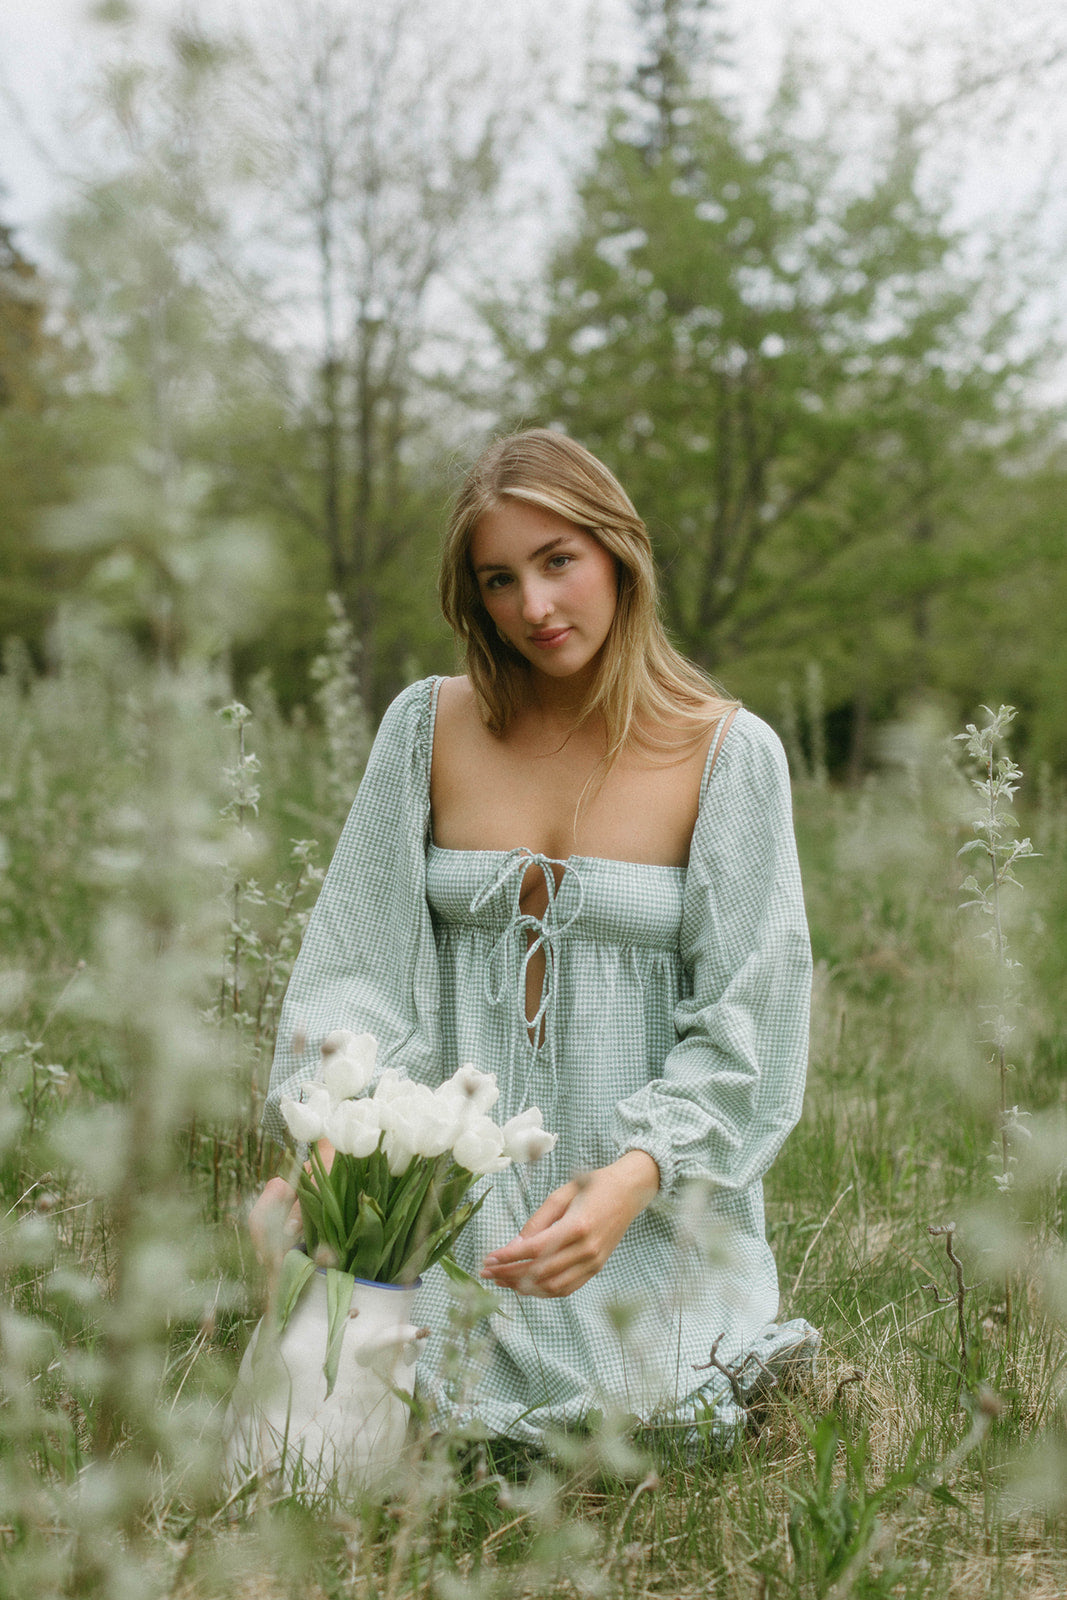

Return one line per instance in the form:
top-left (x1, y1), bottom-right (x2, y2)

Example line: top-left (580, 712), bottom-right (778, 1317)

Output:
top-left (439, 429), bottom-right (736, 766)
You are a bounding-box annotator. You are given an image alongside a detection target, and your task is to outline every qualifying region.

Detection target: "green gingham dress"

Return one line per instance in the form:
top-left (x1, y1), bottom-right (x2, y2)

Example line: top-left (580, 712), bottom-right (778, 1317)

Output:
top-left (264, 676), bottom-right (817, 1444)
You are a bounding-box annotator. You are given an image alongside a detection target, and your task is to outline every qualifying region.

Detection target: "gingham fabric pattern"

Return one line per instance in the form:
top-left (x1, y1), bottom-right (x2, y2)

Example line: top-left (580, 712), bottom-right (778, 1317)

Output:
top-left (265, 676), bottom-right (818, 1444)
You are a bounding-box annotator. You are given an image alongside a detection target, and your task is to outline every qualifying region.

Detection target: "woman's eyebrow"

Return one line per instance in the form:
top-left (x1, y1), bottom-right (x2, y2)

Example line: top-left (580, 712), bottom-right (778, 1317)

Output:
top-left (474, 536), bottom-right (569, 574)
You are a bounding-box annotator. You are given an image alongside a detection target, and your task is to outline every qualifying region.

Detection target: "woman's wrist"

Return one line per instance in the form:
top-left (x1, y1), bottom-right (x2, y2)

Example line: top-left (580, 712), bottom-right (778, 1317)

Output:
top-left (608, 1149), bottom-right (660, 1213)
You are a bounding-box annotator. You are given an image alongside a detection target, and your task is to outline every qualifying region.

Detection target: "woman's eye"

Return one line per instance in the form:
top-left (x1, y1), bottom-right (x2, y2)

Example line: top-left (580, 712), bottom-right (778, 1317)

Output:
top-left (484, 572), bottom-right (511, 592)
top-left (548, 554), bottom-right (573, 571)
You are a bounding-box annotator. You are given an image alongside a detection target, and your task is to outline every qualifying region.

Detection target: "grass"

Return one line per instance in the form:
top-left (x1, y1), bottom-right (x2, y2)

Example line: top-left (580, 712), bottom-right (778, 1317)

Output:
top-left (0, 645), bottom-right (1065, 1599)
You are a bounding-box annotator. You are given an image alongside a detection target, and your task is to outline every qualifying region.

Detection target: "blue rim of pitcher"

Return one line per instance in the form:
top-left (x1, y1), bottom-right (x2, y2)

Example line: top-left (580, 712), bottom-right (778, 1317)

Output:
top-left (293, 1245), bottom-right (421, 1289)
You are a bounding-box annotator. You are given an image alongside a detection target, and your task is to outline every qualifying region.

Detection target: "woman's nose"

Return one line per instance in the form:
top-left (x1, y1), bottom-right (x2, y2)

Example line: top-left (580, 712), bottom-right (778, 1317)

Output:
top-left (520, 580), bottom-right (552, 623)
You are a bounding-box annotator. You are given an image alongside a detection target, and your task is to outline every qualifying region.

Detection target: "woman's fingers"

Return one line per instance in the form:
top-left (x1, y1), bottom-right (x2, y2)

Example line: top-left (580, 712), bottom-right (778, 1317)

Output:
top-left (482, 1181), bottom-right (579, 1271)
top-left (484, 1226), bottom-right (576, 1279)
top-left (483, 1207), bottom-right (603, 1293)
top-left (248, 1175), bottom-right (301, 1265)
top-left (515, 1182), bottom-right (579, 1241)
top-left (482, 1153), bottom-right (660, 1297)
top-left (247, 1138), bottom-right (337, 1267)
top-left (492, 1231), bottom-right (602, 1297)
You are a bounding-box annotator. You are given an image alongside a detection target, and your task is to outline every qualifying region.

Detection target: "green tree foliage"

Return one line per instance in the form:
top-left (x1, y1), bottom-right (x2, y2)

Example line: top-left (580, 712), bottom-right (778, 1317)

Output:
top-left (21, 29), bottom-right (285, 671)
top-left (0, 218), bottom-right (91, 660)
top-left (492, 2), bottom-right (1058, 762)
top-left (935, 453), bottom-right (1067, 770)
top-left (0, 218), bottom-right (48, 413)
top-left (5, 2), bottom-right (1064, 758)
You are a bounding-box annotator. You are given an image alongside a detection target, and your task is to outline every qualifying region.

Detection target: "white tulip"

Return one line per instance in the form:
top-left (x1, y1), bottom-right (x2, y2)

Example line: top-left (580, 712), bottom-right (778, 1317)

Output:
top-left (502, 1107), bottom-right (558, 1164)
top-left (427, 1081), bottom-right (471, 1142)
top-left (318, 1030), bottom-right (378, 1101)
top-left (325, 1096), bottom-right (382, 1158)
top-left (381, 1124), bottom-right (417, 1177)
top-left (319, 1027), bottom-right (365, 1058)
top-left (372, 1076), bottom-right (418, 1124)
top-left (452, 1116), bottom-right (510, 1176)
top-left (280, 1084), bottom-right (332, 1144)
top-left (378, 1082), bottom-right (454, 1171)
top-left (372, 1067), bottom-right (409, 1107)
top-left (438, 1063), bottom-right (500, 1118)
top-left (402, 1084), bottom-right (456, 1158)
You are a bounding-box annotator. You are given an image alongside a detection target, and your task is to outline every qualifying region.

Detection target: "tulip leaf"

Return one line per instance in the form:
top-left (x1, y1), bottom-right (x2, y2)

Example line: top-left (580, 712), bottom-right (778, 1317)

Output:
top-left (365, 1146), bottom-right (389, 1204)
top-left (345, 1191), bottom-right (386, 1280)
top-left (380, 1159), bottom-right (440, 1279)
top-left (437, 1163), bottom-right (480, 1217)
top-left (308, 1146), bottom-right (347, 1247)
top-left (333, 1151), bottom-right (353, 1225)
top-left (415, 1196), bottom-right (482, 1277)
top-left (295, 1176), bottom-right (326, 1255)
top-left (323, 1268), bottom-right (355, 1398)
top-left (274, 1248), bottom-right (316, 1334)
top-left (439, 1254), bottom-right (507, 1320)
top-left (439, 1254), bottom-right (483, 1290)
top-left (389, 1162), bottom-right (487, 1282)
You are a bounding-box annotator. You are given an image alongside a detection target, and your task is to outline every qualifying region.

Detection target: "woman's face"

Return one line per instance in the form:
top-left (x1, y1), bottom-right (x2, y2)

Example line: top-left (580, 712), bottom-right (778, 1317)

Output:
top-left (470, 499), bottom-right (618, 687)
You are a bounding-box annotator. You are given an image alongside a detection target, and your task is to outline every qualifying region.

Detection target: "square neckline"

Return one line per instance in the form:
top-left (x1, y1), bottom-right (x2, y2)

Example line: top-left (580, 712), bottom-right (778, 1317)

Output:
top-left (425, 675), bottom-right (729, 877)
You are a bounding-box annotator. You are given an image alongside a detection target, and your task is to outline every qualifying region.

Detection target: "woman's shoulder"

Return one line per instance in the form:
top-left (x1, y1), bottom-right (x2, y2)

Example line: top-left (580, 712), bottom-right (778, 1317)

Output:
top-left (431, 675), bottom-right (488, 750)
top-left (363, 677), bottom-right (444, 772)
top-left (375, 675), bottom-right (444, 735)
top-left (707, 706), bottom-right (791, 791)
top-left (433, 674), bottom-right (476, 720)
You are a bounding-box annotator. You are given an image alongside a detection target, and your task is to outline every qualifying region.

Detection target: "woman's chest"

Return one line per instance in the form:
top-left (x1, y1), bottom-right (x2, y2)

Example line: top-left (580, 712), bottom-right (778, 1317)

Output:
top-left (431, 723), bottom-right (709, 869)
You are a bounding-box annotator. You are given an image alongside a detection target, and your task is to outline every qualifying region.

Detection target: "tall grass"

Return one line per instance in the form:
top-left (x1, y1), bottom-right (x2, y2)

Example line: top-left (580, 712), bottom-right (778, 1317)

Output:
top-left (1, 643), bottom-right (1064, 1599)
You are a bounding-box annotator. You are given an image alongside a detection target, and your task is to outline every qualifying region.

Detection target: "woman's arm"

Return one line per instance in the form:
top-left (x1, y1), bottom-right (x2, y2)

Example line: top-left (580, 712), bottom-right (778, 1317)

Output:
top-left (262, 679), bottom-right (440, 1145)
top-left (613, 710), bottom-right (811, 1199)
top-left (250, 680), bottom-right (438, 1252)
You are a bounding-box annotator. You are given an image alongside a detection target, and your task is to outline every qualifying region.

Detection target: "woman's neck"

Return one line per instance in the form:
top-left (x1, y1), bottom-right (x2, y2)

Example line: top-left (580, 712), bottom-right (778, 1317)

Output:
top-left (522, 663), bottom-right (600, 729)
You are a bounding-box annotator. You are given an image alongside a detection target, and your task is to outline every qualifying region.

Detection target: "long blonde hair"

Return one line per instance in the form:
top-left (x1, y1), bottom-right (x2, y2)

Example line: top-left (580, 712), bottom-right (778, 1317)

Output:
top-left (439, 429), bottom-right (736, 767)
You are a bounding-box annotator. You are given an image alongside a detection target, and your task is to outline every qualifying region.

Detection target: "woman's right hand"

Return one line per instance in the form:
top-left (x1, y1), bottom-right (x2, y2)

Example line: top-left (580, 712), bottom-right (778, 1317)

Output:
top-left (248, 1176), bottom-right (302, 1267)
top-left (248, 1138), bottom-right (335, 1267)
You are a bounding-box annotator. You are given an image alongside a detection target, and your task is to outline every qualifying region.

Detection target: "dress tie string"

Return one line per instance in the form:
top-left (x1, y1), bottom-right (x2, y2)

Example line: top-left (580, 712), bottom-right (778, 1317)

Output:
top-left (469, 848), bottom-right (585, 1109)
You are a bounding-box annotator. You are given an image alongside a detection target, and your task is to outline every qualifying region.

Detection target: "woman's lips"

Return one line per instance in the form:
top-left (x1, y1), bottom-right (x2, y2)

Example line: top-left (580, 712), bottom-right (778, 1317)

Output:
top-left (528, 627), bottom-right (572, 648)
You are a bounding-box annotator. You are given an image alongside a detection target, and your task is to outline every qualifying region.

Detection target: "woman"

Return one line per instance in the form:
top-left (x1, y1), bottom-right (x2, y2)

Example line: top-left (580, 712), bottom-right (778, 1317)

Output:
top-left (254, 429), bottom-right (816, 1446)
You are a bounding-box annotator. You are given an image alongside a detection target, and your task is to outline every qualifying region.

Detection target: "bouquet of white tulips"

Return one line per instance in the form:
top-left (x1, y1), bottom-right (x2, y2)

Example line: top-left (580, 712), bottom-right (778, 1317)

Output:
top-left (274, 1031), bottom-right (557, 1392)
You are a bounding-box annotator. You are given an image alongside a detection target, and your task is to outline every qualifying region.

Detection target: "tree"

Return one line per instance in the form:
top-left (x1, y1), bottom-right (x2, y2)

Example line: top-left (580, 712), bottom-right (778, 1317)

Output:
top-left (0, 219), bottom-right (48, 412)
top-left (39, 25), bottom-right (290, 669)
top-left (235, 0), bottom-right (533, 709)
top-left (491, 1), bottom-right (1054, 764)
top-left (28, 3), bottom-right (539, 708)
top-left (0, 215), bottom-right (91, 661)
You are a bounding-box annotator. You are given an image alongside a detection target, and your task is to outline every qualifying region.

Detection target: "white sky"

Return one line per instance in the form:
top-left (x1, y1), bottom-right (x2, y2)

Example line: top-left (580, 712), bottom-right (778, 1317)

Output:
top-left (1, 0), bottom-right (1063, 222)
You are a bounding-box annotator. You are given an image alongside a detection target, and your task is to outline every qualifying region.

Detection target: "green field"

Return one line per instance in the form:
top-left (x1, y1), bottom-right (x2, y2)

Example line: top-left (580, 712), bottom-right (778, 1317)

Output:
top-left (1, 646), bottom-right (1064, 1600)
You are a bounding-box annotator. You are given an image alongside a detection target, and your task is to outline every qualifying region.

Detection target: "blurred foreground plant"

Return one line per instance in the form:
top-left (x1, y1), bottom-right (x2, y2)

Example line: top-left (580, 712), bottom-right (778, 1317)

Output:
top-left (212, 699), bottom-right (322, 1163)
top-left (0, 660), bottom-right (243, 1597)
top-left (955, 705), bottom-right (1037, 1345)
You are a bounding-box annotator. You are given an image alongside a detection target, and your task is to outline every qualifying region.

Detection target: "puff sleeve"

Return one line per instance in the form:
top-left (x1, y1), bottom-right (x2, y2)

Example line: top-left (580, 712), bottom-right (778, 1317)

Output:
top-left (261, 678), bottom-right (440, 1147)
top-left (613, 709), bottom-right (811, 1199)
